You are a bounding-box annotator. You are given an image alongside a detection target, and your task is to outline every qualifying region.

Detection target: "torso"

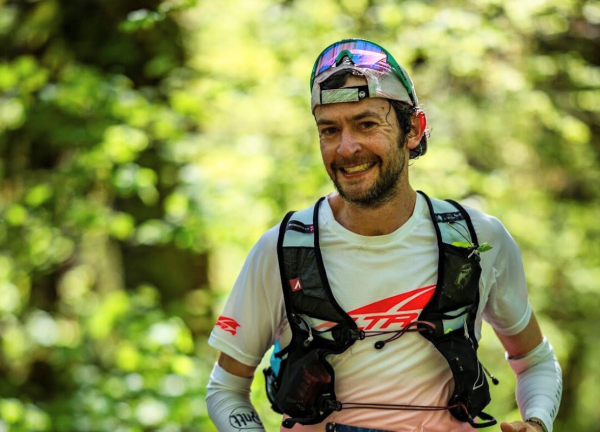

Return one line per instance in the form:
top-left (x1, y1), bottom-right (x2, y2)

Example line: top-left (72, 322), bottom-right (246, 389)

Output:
top-left (282, 194), bottom-right (479, 432)
top-left (209, 193), bottom-right (532, 432)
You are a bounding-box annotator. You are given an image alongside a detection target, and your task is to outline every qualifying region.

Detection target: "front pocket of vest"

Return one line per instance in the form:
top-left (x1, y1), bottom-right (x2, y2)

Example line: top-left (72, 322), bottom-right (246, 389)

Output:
top-left (439, 244), bottom-right (482, 312)
top-left (274, 349), bottom-right (333, 418)
top-left (435, 335), bottom-right (491, 409)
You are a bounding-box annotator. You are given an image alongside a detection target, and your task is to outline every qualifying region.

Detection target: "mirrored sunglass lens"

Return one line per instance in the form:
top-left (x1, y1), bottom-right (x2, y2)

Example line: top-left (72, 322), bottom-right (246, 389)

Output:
top-left (315, 41), bottom-right (386, 76)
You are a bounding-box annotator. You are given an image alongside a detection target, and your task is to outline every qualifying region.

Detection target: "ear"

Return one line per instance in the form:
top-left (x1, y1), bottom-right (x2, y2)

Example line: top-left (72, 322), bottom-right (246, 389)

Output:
top-left (406, 110), bottom-right (426, 150)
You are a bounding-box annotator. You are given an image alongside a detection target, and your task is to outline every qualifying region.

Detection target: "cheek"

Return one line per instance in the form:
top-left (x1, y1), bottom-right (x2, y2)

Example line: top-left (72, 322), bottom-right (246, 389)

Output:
top-left (320, 140), bottom-right (336, 160)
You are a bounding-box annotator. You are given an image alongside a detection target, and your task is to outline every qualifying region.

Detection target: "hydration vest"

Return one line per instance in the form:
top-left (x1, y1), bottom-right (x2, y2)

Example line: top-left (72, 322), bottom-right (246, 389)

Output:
top-left (263, 192), bottom-right (497, 429)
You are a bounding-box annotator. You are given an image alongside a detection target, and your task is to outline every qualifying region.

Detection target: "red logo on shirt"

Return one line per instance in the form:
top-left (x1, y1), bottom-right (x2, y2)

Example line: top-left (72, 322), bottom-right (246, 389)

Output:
top-left (290, 278), bottom-right (303, 292)
top-left (216, 316), bottom-right (241, 335)
top-left (315, 285), bottom-right (436, 332)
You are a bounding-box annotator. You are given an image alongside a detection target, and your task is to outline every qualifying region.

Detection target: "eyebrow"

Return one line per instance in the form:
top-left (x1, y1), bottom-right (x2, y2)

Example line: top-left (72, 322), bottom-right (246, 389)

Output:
top-left (316, 109), bottom-right (384, 126)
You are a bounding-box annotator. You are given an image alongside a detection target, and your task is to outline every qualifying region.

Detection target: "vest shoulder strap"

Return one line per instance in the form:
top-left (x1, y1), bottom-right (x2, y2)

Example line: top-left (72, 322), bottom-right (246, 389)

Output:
top-left (282, 205), bottom-right (316, 248)
top-left (277, 198), bottom-right (356, 333)
top-left (419, 192), bottom-right (479, 247)
top-left (418, 193), bottom-right (494, 427)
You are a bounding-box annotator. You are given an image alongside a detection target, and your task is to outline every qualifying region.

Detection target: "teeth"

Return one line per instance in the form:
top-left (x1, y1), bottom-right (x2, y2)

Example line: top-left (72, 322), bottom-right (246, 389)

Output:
top-left (343, 162), bottom-right (373, 173)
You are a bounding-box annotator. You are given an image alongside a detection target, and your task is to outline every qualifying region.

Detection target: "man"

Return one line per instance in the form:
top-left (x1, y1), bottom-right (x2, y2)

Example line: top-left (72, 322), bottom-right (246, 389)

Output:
top-left (206, 39), bottom-right (562, 432)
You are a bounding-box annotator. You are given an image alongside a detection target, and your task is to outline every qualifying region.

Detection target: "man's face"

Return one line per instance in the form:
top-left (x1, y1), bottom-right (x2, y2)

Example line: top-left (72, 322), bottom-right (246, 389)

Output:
top-left (314, 78), bottom-right (409, 208)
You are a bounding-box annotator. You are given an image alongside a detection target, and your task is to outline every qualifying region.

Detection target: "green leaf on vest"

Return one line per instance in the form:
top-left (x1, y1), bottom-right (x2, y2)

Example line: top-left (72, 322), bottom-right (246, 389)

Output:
top-left (477, 243), bottom-right (493, 253)
top-left (452, 241), bottom-right (473, 248)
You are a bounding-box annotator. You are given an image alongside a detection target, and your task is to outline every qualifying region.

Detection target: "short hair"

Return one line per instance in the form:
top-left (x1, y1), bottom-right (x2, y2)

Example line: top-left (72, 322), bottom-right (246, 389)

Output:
top-left (318, 70), bottom-right (428, 159)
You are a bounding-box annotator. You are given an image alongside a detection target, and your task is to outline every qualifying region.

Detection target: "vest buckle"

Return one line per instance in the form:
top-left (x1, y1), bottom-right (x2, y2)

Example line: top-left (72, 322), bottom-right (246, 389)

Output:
top-left (318, 395), bottom-right (342, 412)
top-left (350, 329), bottom-right (365, 341)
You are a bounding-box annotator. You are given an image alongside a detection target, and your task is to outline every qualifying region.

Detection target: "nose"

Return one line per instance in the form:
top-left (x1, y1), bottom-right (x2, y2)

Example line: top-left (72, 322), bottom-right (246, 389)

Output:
top-left (337, 128), bottom-right (362, 158)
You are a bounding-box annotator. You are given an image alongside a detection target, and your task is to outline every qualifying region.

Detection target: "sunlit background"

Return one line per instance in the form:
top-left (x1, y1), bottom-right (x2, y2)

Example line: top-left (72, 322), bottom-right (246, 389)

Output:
top-left (0, 0), bottom-right (599, 431)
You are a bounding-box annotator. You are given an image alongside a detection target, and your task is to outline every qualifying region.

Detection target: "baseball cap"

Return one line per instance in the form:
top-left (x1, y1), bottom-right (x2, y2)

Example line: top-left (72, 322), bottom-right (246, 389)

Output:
top-left (310, 39), bottom-right (418, 112)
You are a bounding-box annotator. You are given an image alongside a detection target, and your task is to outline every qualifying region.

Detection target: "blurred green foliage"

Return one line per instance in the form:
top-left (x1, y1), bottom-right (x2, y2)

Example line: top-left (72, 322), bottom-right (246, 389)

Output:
top-left (0, 0), bottom-right (599, 431)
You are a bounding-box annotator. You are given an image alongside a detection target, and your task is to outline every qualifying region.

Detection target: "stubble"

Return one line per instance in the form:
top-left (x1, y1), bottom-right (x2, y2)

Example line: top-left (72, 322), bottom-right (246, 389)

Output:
top-left (330, 137), bottom-right (407, 209)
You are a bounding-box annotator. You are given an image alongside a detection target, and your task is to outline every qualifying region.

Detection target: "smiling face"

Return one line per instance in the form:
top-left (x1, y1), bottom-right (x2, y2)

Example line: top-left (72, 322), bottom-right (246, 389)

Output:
top-left (314, 77), bottom-right (413, 208)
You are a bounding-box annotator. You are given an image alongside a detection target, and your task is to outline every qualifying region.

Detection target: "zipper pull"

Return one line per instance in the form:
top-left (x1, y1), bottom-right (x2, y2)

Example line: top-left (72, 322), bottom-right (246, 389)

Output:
top-left (301, 316), bottom-right (314, 347)
top-left (292, 314), bottom-right (315, 347)
top-left (482, 364), bottom-right (500, 385)
top-left (303, 328), bottom-right (314, 347)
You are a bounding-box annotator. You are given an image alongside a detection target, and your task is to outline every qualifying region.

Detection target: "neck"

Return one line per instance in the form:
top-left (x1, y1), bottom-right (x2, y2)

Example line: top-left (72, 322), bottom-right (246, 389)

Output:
top-left (329, 185), bottom-right (418, 236)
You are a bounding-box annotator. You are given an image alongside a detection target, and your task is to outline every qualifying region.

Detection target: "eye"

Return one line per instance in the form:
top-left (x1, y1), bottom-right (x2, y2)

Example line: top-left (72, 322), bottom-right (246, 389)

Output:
top-left (320, 127), bottom-right (338, 136)
top-left (360, 121), bottom-right (377, 129)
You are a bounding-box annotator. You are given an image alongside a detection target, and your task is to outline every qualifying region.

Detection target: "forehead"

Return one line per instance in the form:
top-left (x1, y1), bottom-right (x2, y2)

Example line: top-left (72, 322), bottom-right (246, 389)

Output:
top-left (314, 96), bottom-right (392, 123)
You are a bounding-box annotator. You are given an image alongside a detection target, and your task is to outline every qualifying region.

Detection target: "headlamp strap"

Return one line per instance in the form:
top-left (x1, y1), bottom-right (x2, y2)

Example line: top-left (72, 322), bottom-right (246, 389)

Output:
top-left (320, 85), bottom-right (370, 105)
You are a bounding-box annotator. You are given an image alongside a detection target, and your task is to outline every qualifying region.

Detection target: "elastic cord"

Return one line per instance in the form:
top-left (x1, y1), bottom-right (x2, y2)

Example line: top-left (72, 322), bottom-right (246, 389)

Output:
top-left (364, 320), bottom-right (436, 350)
top-left (340, 402), bottom-right (456, 412)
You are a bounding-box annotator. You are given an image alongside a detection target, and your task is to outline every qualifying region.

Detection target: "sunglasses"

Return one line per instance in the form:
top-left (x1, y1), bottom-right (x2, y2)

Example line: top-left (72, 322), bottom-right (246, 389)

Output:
top-left (310, 39), bottom-right (417, 106)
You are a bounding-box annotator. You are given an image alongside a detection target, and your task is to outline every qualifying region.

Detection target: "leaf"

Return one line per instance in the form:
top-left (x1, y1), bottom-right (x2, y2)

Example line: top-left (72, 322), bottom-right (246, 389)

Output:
top-left (477, 243), bottom-right (493, 253)
top-left (452, 241), bottom-right (473, 248)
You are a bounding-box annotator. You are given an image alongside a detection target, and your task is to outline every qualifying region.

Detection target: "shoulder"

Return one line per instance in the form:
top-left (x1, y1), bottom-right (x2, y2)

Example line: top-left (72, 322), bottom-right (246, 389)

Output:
top-left (247, 202), bottom-right (315, 265)
top-left (422, 194), bottom-right (514, 247)
top-left (242, 223), bottom-right (280, 276)
top-left (254, 205), bottom-right (315, 250)
top-left (254, 223), bottom-right (280, 252)
top-left (459, 203), bottom-right (516, 250)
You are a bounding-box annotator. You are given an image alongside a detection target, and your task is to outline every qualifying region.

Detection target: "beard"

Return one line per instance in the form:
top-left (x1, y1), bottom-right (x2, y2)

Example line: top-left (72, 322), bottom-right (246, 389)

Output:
top-left (329, 138), bottom-right (407, 209)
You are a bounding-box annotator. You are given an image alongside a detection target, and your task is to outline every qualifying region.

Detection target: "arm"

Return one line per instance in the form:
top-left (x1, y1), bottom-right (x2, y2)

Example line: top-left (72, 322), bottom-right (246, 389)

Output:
top-left (218, 352), bottom-right (257, 377)
top-left (495, 313), bottom-right (562, 432)
top-left (469, 212), bottom-right (562, 432)
top-left (206, 353), bottom-right (266, 432)
top-left (205, 226), bottom-right (284, 432)
top-left (495, 312), bottom-right (543, 358)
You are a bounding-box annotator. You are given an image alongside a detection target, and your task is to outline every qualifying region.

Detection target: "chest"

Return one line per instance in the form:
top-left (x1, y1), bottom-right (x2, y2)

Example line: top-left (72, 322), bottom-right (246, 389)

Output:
top-left (316, 230), bottom-right (440, 332)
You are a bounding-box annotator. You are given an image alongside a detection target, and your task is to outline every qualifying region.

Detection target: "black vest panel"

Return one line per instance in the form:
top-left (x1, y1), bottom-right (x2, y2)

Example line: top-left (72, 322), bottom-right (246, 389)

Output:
top-left (264, 192), bottom-right (497, 429)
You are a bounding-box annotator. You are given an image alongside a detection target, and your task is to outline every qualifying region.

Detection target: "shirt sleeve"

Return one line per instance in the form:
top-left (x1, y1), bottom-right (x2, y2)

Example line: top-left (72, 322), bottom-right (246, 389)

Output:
top-left (208, 225), bottom-right (285, 367)
top-left (470, 210), bottom-right (532, 336)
